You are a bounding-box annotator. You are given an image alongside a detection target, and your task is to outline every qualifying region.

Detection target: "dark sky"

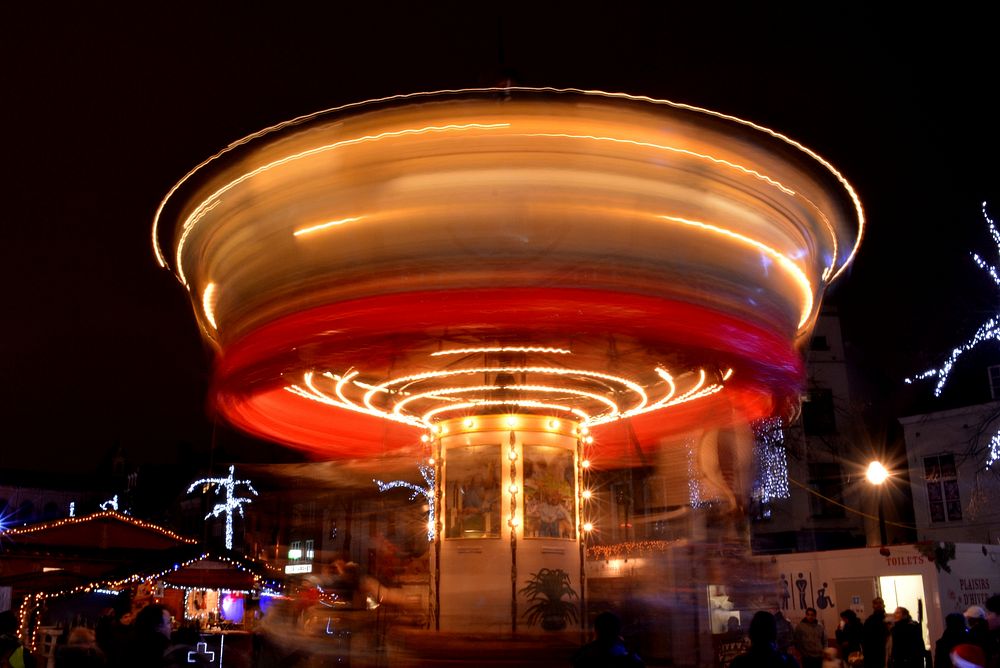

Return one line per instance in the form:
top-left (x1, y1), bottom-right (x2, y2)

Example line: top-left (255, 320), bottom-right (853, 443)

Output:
top-left (2, 4), bottom-right (998, 473)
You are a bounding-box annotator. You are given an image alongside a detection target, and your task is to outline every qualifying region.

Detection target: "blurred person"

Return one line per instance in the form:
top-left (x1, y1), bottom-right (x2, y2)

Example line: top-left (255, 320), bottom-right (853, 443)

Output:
top-left (127, 603), bottom-right (171, 667)
top-left (793, 608), bottom-right (826, 668)
top-left (55, 626), bottom-right (106, 667)
top-left (936, 613), bottom-right (971, 668)
top-left (730, 611), bottom-right (800, 668)
top-left (888, 607), bottom-right (924, 668)
top-left (822, 646), bottom-right (841, 668)
top-left (775, 609), bottom-right (794, 654)
top-left (966, 606), bottom-right (991, 658)
top-left (863, 597), bottom-right (889, 668)
top-left (951, 643), bottom-right (987, 668)
top-left (571, 611), bottom-right (644, 668)
top-left (0, 610), bottom-right (37, 668)
top-left (836, 610), bottom-right (863, 661)
top-left (984, 595), bottom-right (1000, 668)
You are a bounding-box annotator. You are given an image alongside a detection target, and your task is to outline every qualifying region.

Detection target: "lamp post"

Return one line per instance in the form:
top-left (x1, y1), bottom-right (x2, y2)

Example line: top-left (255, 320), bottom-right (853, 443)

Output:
top-left (866, 461), bottom-right (889, 546)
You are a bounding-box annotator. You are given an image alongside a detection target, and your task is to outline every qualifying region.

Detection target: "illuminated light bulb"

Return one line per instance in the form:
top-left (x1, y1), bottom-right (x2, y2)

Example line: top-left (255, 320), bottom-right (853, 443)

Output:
top-left (866, 461), bottom-right (889, 485)
top-left (584, 435), bottom-right (594, 444)
top-left (464, 418), bottom-right (474, 429)
top-left (505, 416), bottom-right (517, 428)
top-left (581, 459), bottom-right (591, 469)
top-left (509, 484), bottom-right (518, 494)
top-left (509, 517), bottom-right (520, 528)
top-left (582, 490), bottom-right (592, 500)
top-left (420, 434), bottom-right (430, 443)
top-left (432, 424), bottom-right (442, 435)
top-left (548, 419), bottom-right (559, 430)
top-left (428, 457), bottom-right (435, 465)
top-left (508, 449), bottom-right (518, 461)
top-left (723, 368), bottom-right (734, 381)
top-left (580, 425), bottom-right (590, 435)
top-left (428, 519), bottom-right (435, 533)
top-left (583, 522), bottom-right (594, 532)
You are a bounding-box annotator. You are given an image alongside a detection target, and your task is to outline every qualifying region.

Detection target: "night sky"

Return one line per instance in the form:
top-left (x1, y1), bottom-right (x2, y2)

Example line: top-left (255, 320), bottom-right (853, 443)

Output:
top-left (2, 5), bottom-right (998, 474)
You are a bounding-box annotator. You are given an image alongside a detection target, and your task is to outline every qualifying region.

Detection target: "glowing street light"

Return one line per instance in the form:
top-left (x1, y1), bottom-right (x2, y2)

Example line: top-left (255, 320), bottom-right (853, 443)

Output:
top-left (866, 461), bottom-right (889, 485)
top-left (866, 461), bottom-right (890, 546)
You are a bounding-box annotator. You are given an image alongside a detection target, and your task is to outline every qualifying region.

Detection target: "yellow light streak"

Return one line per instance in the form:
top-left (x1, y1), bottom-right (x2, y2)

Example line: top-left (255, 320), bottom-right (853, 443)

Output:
top-left (293, 216), bottom-right (365, 237)
top-left (202, 282), bottom-right (219, 330)
top-left (429, 346), bottom-right (572, 357)
top-left (659, 214), bottom-right (814, 328)
top-left (364, 366), bottom-right (649, 414)
top-left (390, 384), bottom-right (621, 418)
top-left (520, 132), bottom-right (796, 196)
top-left (421, 400), bottom-right (588, 424)
top-left (172, 122), bottom-right (510, 285)
top-left (154, 87), bottom-right (862, 285)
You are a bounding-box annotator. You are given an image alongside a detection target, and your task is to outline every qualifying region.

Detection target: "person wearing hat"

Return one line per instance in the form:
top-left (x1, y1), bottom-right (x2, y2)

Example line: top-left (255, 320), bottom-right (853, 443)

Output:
top-left (937, 613), bottom-right (972, 668)
top-left (966, 606), bottom-right (991, 661)
top-left (951, 643), bottom-right (986, 668)
top-left (984, 595), bottom-right (1000, 668)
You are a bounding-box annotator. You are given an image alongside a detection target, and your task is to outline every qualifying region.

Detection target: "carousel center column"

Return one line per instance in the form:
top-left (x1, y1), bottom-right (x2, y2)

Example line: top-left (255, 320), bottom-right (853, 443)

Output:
top-left (432, 414), bottom-right (582, 633)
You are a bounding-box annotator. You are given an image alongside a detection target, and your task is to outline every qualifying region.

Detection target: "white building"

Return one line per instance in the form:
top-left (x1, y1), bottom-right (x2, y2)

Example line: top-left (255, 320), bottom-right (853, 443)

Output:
top-left (750, 308), bottom-right (880, 553)
top-left (900, 400), bottom-right (1000, 544)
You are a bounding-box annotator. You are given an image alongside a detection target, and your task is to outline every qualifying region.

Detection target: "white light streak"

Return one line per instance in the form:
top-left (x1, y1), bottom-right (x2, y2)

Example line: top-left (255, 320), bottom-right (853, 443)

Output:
top-left (430, 346), bottom-right (572, 356)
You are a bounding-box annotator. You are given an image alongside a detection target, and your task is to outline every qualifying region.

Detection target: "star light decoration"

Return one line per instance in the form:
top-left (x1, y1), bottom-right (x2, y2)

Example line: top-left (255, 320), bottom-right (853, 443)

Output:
top-left (188, 465), bottom-right (258, 549)
top-left (373, 463), bottom-right (436, 542)
top-left (906, 203), bottom-right (1000, 469)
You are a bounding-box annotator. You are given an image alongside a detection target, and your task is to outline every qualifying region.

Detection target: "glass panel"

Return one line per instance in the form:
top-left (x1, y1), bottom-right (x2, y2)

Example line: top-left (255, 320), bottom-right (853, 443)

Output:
top-left (929, 502), bottom-right (946, 523)
top-left (924, 456), bottom-right (940, 482)
top-left (445, 444), bottom-right (501, 539)
top-left (523, 444), bottom-right (576, 539)
top-left (946, 499), bottom-right (964, 521)
top-left (939, 454), bottom-right (957, 478)
top-left (927, 484), bottom-right (943, 503)
top-left (943, 479), bottom-right (961, 501)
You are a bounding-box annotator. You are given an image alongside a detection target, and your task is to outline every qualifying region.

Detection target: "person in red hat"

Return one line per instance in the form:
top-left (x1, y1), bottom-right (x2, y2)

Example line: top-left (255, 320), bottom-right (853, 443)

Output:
top-left (951, 643), bottom-right (987, 668)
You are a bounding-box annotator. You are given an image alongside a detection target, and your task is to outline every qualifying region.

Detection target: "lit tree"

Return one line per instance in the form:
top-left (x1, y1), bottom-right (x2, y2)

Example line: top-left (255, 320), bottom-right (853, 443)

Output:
top-left (188, 465), bottom-right (258, 549)
top-left (907, 202), bottom-right (1000, 469)
top-left (374, 463), bottom-right (435, 541)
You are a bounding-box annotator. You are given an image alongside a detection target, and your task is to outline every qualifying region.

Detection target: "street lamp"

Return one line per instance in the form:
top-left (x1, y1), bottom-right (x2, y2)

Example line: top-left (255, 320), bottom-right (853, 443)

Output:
top-left (866, 461), bottom-right (890, 546)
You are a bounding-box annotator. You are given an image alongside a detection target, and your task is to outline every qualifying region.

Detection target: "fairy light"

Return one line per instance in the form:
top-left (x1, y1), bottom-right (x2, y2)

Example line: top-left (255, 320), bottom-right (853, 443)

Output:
top-left (293, 216), bottom-right (365, 237)
top-left (581, 490), bottom-right (592, 500)
top-left (686, 438), bottom-right (707, 508)
top-left (907, 204), bottom-right (1000, 397)
top-left (373, 463), bottom-right (436, 542)
top-left (987, 431), bottom-right (1000, 470)
top-left (187, 466), bottom-right (258, 550)
top-left (751, 416), bottom-right (790, 504)
top-left (1, 510), bottom-right (196, 544)
top-left (588, 539), bottom-right (678, 560)
top-left (19, 551), bottom-right (280, 650)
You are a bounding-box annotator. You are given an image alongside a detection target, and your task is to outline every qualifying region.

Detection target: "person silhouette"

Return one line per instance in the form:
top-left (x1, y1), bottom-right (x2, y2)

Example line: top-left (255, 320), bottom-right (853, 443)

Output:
top-left (781, 574), bottom-right (791, 610)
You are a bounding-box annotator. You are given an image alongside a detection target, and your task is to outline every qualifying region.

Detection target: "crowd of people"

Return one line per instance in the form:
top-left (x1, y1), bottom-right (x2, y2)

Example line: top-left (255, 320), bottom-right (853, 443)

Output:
top-left (725, 594), bottom-right (1000, 668)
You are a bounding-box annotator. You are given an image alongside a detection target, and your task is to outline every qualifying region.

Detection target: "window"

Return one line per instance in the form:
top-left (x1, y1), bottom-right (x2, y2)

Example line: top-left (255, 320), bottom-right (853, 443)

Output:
top-left (989, 365), bottom-right (1000, 400)
top-left (925, 454), bottom-right (962, 522)
top-left (289, 540), bottom-right (302, 561)
top-left (808, 462), bottom-right (845, 519)
top-left (810, 335), bottom-right (830, 351)
top-left (802, 388), bottom-right (836, 435)
top-left (305, 539), bottom-right (315, 560)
